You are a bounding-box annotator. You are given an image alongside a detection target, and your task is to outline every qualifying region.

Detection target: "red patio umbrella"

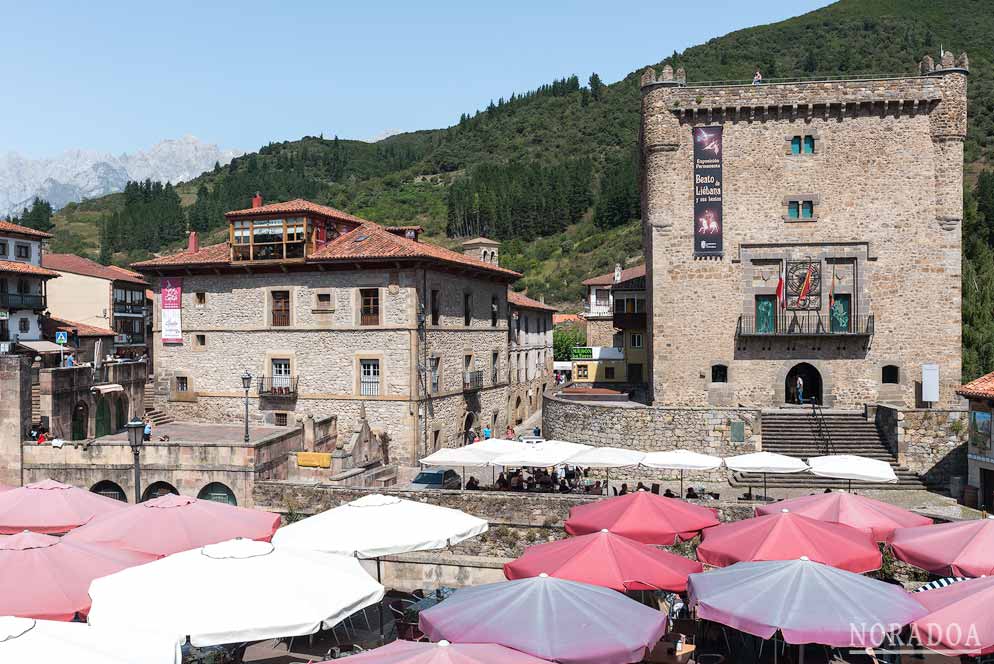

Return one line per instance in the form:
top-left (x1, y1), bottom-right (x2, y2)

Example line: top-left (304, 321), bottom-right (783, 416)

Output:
top-left (891, 516), bottom-right (994, 578)
top-left (565, 490), bottom-right (719, 545)
top-left (911, 575), bottom-right (994, 655)
top-left (696, 509), bottom-right (882, 573)
top-left (0, 479), bottom-right (126, 534)
top-left (65, 494), bottom-right (281, 557)
top-left (755, 491), bottom-right (932, 542)
top-left (504, 528), bottom-right (703, 592)
top-left (0, 530), bottom-right (153, 620)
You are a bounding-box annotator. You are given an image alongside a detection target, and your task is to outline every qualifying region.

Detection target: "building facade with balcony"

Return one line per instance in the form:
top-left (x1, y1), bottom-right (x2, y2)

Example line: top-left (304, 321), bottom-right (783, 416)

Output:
top-left (0, 221), bottom-right (58, 349)
top-left (580, 263), bottom-right (645, 347)
top-left (41, 254), bottom-right (150, 359)
top-left (507, 291), bottom-right (556, 426)
top-left (133, 197), bottom-right (519, 466)
top-left (639, 55), bottom-right (968, 408)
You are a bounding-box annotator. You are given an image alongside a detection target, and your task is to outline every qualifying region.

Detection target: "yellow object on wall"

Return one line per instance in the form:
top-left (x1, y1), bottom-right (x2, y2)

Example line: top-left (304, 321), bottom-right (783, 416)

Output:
top-left (297, 452), bottom-right (332, 468)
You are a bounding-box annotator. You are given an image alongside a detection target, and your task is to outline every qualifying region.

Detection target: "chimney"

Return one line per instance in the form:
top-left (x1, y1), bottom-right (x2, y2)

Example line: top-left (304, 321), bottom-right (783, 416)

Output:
top-left (187, 231), bottom-right (199, 254)
top-left (614, 263), bottom-right (623, 284)
top-left (251, 192), bottom-right (263, 209)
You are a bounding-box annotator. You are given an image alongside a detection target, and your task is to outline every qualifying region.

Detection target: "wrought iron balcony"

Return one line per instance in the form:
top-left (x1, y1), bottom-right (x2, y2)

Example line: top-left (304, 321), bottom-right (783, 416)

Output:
top-left (612, 311), bottom-right (646, 330)
top-left (258, 376), bottom-right (299, 397)
top-left (113, 333), bottom-right (146, 346)
top-left (736, 312), bottom-right (874, 337)
top-left (113, 303), bottom-right (147, 316)
top-left (0, 293), bottom-right (45, 310)
top-left (463, 370), bottom-right (484, 392)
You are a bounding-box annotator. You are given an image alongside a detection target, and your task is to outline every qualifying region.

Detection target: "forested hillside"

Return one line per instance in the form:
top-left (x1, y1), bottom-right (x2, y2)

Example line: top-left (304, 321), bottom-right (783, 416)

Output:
top-left (30, 0), bottom-right (994, 376)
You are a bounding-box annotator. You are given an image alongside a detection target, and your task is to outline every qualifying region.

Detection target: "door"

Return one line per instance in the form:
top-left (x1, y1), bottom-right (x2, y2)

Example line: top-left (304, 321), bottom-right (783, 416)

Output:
top-left (71, 402), bottom-right (88, 440)
top-left (95, 399), bottom-right (111, 438)
top-left (830, 294), bottom-right (851, 333)
top-left (115, 398), bottom-right (126, 431)
top-left (982, 469), bottom-right (994, 512)
top-left (272, 358), bottom-right (291, 392)
top-left (755, 295), bottom-right (777, 333)
top-left (627, 363), bottom-right (643, 383)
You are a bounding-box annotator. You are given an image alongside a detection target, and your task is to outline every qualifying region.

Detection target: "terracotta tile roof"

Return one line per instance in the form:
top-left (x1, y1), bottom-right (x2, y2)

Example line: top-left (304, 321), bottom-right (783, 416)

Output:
top-left (461, 237), bottom-right (500, 245)
top-left (225, 198), bottom-right (367, 224)
top-left (581, 264), bottom-right (646, 286)
top-left (44, 316), bottom-right (115, 338)
top-left (0, 220), bottom-right (54, 239)
top-left (386, 226), bottom-right (424, 233)
top-left (553, 313), bottom-right (583, 325)
top-left (0, 259), bottom-right (60, 278)
top-left (957, 373), bottom-right (994, 400)
top-left (130, 242), bottom-right (231, 268)
top-left (508, 290), bottom-right (557, 312)
top-left (42, 254), bottom-right (148, 285)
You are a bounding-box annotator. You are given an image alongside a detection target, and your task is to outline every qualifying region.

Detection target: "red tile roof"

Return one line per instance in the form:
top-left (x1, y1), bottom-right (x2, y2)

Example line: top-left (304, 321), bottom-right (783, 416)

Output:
top-left (0, 220), bottom-right (54, 239)
top-left (130, 242), bottom-right (231, 268)
top-left (958, 373), bottom-right (994, 400)
top-left (42, 254), bottom-right (148, 285)
top-left (553, 313), bottom-right (583, 325)
top-left (225, 198), bottom-right (367, 225)
top-left (581, 264), bottom-right (646, 286)
top-left (0, 259), bottom-right (60, 278)
top-left (44, 316), bottom-right (115, 338)
top-left (508, 290), bottom-right (557, 312)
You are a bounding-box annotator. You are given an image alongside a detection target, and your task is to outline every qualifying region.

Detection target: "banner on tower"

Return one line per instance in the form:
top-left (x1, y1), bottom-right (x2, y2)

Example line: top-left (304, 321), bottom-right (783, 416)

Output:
top-left (161, 277), bottom-right (183, 344)
top-left (693, 126), bottom-right (723, 257)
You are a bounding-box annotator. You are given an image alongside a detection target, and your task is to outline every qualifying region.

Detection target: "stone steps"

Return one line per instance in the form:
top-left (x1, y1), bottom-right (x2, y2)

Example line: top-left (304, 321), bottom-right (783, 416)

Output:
top-left (144, 409), bottom-right (174, 426)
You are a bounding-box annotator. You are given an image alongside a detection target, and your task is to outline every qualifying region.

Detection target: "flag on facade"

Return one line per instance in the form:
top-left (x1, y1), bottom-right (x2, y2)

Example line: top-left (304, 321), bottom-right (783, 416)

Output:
top-left (775, 262), bottom-right (786, 310)
top-left (797, 263), bottom-right (813, 305)
top-left (828, 264), bottom-right (836, 310)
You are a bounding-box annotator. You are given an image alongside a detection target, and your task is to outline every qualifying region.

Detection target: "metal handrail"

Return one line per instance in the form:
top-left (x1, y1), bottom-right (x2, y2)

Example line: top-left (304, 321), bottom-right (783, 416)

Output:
top-left (737, 313), bottom-right (874, 337)
top-left (810, 400), bottom-right (836, 455)
top-left (257, 376), bottom-right (299, 397)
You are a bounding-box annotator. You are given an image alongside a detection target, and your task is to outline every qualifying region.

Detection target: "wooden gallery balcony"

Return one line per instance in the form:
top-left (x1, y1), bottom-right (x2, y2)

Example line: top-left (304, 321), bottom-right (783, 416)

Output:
top-left (613, 311), bottom-right (647, 330)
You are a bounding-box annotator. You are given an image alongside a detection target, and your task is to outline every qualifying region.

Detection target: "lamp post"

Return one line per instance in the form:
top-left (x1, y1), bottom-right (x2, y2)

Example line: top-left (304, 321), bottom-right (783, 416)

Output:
top-left (125, 418), bottom-right (145, 503)
top-left (241, 370), bottom-right (252, 443)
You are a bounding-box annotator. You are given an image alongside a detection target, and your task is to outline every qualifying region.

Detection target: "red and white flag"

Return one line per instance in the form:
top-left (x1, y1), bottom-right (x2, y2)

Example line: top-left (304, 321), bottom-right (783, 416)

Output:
top-left (775, 262), bottom-right (786, 310)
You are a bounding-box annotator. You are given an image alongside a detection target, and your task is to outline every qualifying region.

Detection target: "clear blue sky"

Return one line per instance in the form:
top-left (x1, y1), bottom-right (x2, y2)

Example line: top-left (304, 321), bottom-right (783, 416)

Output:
top-left (1, 0), bottom-right (832, 157)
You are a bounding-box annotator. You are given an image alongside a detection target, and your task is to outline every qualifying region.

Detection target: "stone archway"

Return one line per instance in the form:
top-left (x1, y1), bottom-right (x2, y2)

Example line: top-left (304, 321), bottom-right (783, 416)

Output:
top-left (91, 480), bottom-right (127, 502)
top-left (514, 396), bottom-right (523, 425)
top-left (785, 362), bottom-right (823, 405)
top-left (198, 482), bottom-right (237, 506)
top-left (71, 402), bottom-right (89, 441)
top-left (462, 412), bottom-right (477, 445)
top-left (142, 481), bottom-right (179, 501)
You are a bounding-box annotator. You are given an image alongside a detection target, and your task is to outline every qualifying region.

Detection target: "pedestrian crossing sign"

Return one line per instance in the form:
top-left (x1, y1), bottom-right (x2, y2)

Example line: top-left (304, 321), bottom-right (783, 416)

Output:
top-left (55, 331), bottom-right (68, 345)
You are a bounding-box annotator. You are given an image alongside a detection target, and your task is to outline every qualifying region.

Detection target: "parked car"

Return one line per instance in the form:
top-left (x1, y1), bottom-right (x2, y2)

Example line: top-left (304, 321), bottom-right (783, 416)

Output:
top-left (410, 469), bottom-right (461, 490)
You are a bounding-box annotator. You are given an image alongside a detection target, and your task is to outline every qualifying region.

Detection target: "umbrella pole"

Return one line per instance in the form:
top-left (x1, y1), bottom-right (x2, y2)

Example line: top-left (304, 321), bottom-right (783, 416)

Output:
top-left (681, 469), bottom-right (685, 498)
top-left (376, 557), bottom-right (385, 644)
top-left (607, 467), bottom-right (610, 496)
top-left (764, 473), bottom-right (768, 502)
top-left (848, 479), bottom-right (852, 494)
top-left (798, 644), bottom-right (805, 664)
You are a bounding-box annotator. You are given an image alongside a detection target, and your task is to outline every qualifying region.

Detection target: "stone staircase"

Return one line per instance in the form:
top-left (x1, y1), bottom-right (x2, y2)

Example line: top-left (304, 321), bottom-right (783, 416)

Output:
top-left (729, 409), bottom-right (928, 490)
top-left (142, 382), bottom-right (175, 426)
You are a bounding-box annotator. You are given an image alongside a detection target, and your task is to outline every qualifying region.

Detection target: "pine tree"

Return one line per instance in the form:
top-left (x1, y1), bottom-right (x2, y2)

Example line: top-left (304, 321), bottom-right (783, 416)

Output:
top-left (588, 73), bottom-right (604, 101)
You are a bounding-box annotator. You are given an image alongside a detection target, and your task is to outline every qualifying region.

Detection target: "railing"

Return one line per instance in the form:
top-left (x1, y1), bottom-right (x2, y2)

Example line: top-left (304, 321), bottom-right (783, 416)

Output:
top-left (736, 313), bottom-right (874, 337)
top-left (612, 311), bottom-right (646, 329)
top-left (113, 303), bottom-right (146, 316)
top-left (583, 304), bottom-right (612, 316)
top-left (258, 376), bottom-right (299, 397)
top-left (809, 401), bottom-right (836, 454)
top-left (0, 293), bottom-right (45, 310)
top-left (360, 312), bottom-right (380, 326)
top-left (463, 370), bottom-right (484, 392)
top-left (360, 379), bottom-right (379, 397)
top-left (272, 311), bottom-right (290, 327)
top-left (113, 333), bottom-right (146, 345)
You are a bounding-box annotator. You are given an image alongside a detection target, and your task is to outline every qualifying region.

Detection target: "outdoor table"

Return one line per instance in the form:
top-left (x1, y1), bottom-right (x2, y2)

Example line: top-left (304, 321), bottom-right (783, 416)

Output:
top-left (404, 587), bottom-right (456, 622)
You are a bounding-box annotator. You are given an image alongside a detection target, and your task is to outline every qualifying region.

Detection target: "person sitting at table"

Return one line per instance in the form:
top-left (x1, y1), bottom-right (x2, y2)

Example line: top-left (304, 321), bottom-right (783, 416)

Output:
top-left (619, 483), bottom-right (630, 496)
top-left (686, 487), bottom-right (699, 500)
top-left (589, 480), bottom-right (602, 495)
top-left (510, 473), bottom-right (523, 491)
top-left (495, 472), bottom-right (510, 491)
top-left (558, 478), bottom-right (571, 494)
top-left (465, 476), bottom-right (480, 490)
top-left (663, 488), bottom-right (676, 498)
top-left (636, 481), bottom-right (647, 492)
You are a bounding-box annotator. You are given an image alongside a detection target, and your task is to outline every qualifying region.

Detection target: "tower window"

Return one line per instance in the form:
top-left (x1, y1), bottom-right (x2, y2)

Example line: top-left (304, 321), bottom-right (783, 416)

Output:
top-left (882, 365), bottom-right (900, 384)
top-left (711, 364), bottom-right (728, 383)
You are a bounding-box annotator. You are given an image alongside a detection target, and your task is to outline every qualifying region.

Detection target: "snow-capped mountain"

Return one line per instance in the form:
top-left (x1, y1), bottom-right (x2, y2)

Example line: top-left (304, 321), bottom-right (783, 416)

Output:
top-left (0, 136), bottom-right (242, 214)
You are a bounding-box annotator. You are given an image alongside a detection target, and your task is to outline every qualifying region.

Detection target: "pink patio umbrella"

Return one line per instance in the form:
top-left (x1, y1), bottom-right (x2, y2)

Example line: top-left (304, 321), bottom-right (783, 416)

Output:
top-left (0, 530), bottom-right (153, 621)
top-left (911, 575), bottom-right (994, 656)
top-left (504, 529), bottom-right (703, 592)
top-left (755, 491), bottom-right (932, 542)
top-left (0, 479), bottom-right (126, 535)
top-left (891, 516), bottom-right (994, 577)
top-left (687, 557), bottom-right (927, 647)
top-left (420, 574), bottom-right (668, 664)
top-left (65, 494), bottom-right (281, 557)
top-left (319, 639), bottom-right (554, 664)
top-left (564, 490), bottom-right (719, 545)
top-left (697, 509), bottom-right (882, 573)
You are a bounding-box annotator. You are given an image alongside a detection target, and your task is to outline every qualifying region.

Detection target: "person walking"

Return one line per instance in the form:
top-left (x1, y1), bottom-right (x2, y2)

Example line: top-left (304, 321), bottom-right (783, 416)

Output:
top-left (142, 417), bottom-right (152, 442)
top-left (795, 375), bottom-right (805, 404)
top-left (482, 424), bottom-right (492, 440)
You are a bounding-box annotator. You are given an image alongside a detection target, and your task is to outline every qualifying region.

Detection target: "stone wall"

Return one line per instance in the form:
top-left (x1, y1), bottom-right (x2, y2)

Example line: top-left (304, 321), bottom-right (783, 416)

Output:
top-left (874, 403), bottom-right (968, 489)
top-left (640, 64), bottom-right (967, 409)
top-left (38, 361), bottom-right (147, 440)
top-left (0, 355), bottom-right (31, 487)
top-left (584, 316), bottom-right (615, 347)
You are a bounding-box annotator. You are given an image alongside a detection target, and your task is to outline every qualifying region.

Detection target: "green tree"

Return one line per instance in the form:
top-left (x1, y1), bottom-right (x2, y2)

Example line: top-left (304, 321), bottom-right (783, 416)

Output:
top-left (13, 198), bottom-right (54, 232)
top-left (588, 73), bottom-right (604, 101)
top-left (553, 323), bottom-right (587, 361)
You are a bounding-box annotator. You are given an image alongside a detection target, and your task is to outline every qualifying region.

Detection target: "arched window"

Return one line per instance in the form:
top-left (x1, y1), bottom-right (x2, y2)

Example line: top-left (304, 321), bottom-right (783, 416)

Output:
top-left (142, 481), bottom-right (179, 501)
top-left (882, 365), bottom-right (900, 384)
top-left (91, 480), bottom-right (127, 502)
top-left (198, 482), bottom-right (237, 506)
top-left (711, 364), bottom-right (729, 383)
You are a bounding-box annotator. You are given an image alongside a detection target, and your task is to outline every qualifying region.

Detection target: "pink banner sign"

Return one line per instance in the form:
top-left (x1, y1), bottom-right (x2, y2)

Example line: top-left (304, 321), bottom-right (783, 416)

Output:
top-left (161, 278), bottom-right (183, 344)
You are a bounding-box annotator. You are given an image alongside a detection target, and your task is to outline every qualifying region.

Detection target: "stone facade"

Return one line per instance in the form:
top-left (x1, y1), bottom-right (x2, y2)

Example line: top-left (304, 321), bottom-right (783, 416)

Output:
top-left (584, 317), bottom-right (615, 347)
top-left (0, 355), bottom-right (31, 486)
top-left (507, 297), bottom-right (555, 427)
top-left (640, 56), bottom-right (968, 409)
top-left (874, 404), bottom-right (968, 489)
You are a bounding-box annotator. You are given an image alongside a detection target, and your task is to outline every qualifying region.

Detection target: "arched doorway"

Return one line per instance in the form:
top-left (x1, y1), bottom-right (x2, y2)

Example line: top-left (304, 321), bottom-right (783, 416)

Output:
top-left (463, 412), bottom-right (477, 445)
top-left (95, 398), bottom-right (111, 438)
top-left (71, 402), bottom-right (89, 440)
top-left (91, 480), bottom-right (127, 502)
top-left (198, 482), bottom-right (237, 506)
top-left (142, 481), bottom-right (179, 501)
top-left (785, 363), bottom-right (823, 405)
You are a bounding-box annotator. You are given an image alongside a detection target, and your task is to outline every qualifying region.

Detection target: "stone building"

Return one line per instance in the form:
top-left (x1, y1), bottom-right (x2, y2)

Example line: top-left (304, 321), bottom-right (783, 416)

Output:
top-left (507, 291), bottom-right (556, 427)
top-left (956, 372), bottom-right (994, 510)
top-left (132, 197), bottom-right (520, 466)
top-left (639, 54), bottom-right (969, 409)
top-left (580, 263), bottom-right (645, 347)
top-left (0, 220), bottom-right (59, 351)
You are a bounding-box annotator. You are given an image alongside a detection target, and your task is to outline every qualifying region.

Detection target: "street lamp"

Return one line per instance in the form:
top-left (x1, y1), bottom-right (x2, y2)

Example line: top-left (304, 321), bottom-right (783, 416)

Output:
top-left (241, 370), bottom-right (252, 443)
top-left (125, 418), bottom-right (145, 503)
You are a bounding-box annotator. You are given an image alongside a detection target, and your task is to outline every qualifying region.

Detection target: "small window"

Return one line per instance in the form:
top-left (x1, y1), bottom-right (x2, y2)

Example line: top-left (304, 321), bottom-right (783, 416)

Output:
top-left (788, 201), bottom-right (800, 219)
top-left (429, 357), bottom-right (440, 393)
top-left (19, 318), bottom-right (29, 333)
top-left (464, 354), bottom-right (473, 371)
top-left (195, 292), bottom-right (206, 307)
top-left (612, 332), bottom-right (624, 349)
top-left (711, 364), bottom-right (728, 383)
top-left (274, 413), bottom-right (288, 427)
top-left (176, 376), bottom-right (189, 392)
top-left (194, 334), bottom-right (206, 347)
top-left (463, 293), bottom-right (472, 326)
top-left (605, 366), bottom-right (615, 380)
top-left (491, 351), bottom-right (499, 384)
top-left (491, 296), bottom-right (498, 327)
top-left (630, 333), bottom-right (643, 349)
top-left (791, 136), bottom-right (801, 155)
top-left (0, 241), bottom-right (7, 257)
top-left (576, 364), bottom-right (589, 379)
top-left (317, 292), bottom-right (331, 305)
top-left (801, 201), bottom-right (814, 219)
top-left (432, 429), bottom-right (442, 451)
top-left (14, 244), bottom-right (30, 260)
top-left (359, 359), bottom-right (380, 396)
top-left (594, 289), bottom-right (609, 307)
top-left (430, 289), bottom-right (440, 326)
top-left (17, 279), bottom-right (29, 294)
top-left (360, 288), bottom-right (380, 326)
top-left (803, 135), bottom-right (815, 154)
top-left (882, 365), bottom-right (900, 384)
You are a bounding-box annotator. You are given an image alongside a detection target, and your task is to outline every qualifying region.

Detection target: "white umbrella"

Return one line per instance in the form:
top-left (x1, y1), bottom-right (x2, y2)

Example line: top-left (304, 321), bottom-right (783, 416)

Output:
top-left (87, 538), bottom-right (384, 647)
top-left (568, 447), bottom-right (645, 468)
top-left (0, 616), bottom-right (181, 664)
top-left (725, 451), bottom-right (809, 501)
top-left (807, 454), bottom-right (898, 492)
top-left (642, 450), bottom-right (724, 496)
top-left (271, 493), bottom-right (488, 559)
top-left (491, 440), bottom-right (592, 467)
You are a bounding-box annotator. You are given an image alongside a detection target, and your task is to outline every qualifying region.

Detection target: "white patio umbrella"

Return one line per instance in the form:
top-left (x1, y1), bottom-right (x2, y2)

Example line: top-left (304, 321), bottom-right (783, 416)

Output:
top-left (420, 439), bottom-right (533, 486)
top-left (807, 454), bottom-right (898, 492)
top-left (491, 440), bottom-right (592, 467)
top-left (724, 452), bottom-right (809, 501)
top-left (567, 447), bottom-right (645, 495)
top-left (641, 450), bottom-right (724, 496)
top-left (0, 616), bottom-right (181, 664)
top-left (87, 538), bottom-right (384, 647)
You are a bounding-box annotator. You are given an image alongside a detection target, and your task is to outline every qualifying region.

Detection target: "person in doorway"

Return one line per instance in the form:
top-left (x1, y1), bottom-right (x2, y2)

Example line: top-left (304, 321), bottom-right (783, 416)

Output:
top-left (142, 417), bottom-right (152, 442)
top-left (753, 68), bottom-right (763, 85)
top-left (796, 375), bottom-right (805, 404)
top-left (482, 424), bottom-right (492, 440)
